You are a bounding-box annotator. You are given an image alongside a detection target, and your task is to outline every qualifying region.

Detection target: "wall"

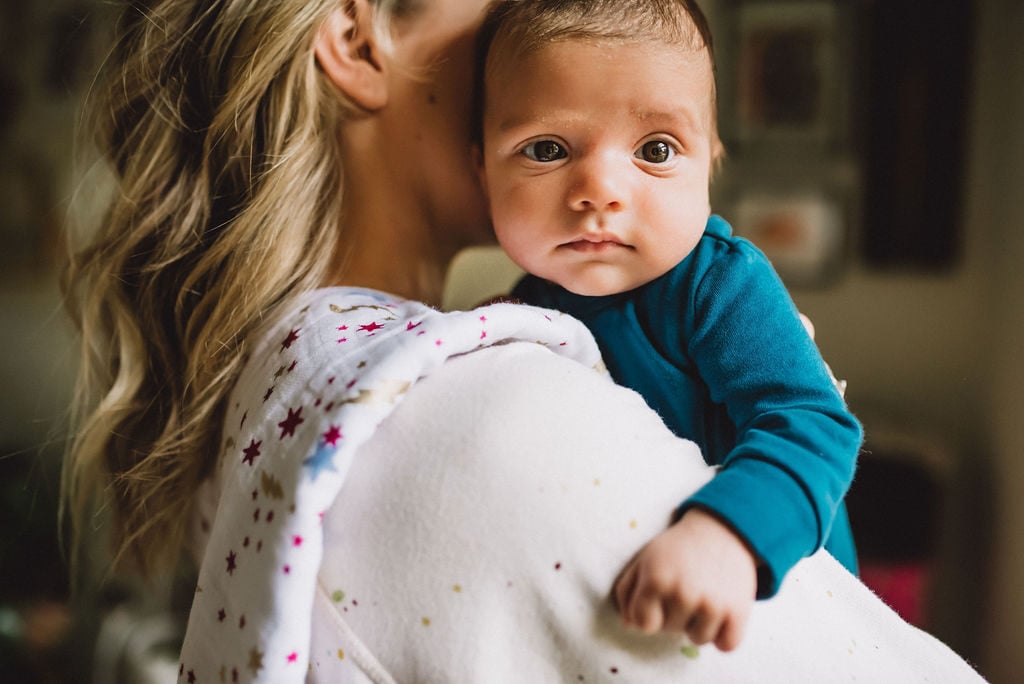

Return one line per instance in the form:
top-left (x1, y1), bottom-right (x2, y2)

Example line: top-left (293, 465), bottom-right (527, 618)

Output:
top-left (977, 0), bottom-right (1024, 680)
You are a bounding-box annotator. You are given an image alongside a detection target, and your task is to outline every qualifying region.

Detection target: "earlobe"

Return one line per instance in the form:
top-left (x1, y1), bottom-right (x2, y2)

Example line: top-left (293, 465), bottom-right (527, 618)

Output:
top-left (315, 0), bottom-right (388, 111)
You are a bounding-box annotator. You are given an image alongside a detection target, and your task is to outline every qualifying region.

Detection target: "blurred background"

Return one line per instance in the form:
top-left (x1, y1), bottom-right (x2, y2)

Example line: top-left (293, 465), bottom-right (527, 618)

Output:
top-left (1, 0), bottom-right (1022, 681)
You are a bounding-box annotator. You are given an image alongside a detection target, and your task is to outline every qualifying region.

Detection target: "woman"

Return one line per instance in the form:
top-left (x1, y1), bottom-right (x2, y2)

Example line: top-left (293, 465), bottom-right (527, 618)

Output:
top-left (63, 0), bottom-right (984, 681)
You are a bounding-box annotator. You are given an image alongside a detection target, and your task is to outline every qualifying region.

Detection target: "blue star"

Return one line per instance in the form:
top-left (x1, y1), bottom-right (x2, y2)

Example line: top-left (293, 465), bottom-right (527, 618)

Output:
top-left (303, 442), bottom-right (339, 480)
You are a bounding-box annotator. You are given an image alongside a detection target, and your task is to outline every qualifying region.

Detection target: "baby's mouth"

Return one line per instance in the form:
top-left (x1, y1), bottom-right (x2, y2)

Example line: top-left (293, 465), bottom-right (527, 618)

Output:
top-left (561, 236), bottom-right (634, 252)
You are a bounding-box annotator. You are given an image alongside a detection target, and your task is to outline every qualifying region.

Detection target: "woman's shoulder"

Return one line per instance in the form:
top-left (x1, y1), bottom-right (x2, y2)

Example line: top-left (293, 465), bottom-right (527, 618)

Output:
top-left (245, 287), bottom-right (433, 365)
top-left (222, 288), bottom-right (603, 466)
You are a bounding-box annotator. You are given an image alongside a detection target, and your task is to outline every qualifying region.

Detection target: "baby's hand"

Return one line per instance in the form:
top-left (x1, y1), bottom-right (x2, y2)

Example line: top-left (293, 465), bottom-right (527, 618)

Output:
top-left (613, 508), bottom-right (757, 651)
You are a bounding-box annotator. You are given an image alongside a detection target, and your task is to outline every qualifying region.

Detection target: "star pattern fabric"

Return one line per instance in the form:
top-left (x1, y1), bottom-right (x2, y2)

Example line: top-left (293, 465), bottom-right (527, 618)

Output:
top-left (178, 288), bottom-right (602, 682)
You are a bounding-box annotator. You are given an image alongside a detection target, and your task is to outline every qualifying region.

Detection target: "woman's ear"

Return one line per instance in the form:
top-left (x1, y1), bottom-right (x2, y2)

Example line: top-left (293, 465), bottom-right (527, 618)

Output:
top-left (315, 0), bottom-right (388, 111)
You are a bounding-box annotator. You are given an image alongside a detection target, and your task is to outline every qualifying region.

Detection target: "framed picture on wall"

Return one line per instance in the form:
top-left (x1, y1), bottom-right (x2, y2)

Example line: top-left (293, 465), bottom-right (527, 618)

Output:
top-left (727, 0), bottom-right (843, 147)
top-left (732, 189), bottom-right (846, 286)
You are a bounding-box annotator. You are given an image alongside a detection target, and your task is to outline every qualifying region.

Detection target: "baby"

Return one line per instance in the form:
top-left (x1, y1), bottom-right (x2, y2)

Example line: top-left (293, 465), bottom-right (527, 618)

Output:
top-left (473, 0), bottom-right (862, 649)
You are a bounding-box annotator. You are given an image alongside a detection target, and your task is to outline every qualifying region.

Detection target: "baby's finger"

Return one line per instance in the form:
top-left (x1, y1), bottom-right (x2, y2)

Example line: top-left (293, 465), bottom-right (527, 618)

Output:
top-left (714, 613), bottom-right (747, 652)
top-left (685, 606), bottom-right (721, 645)
top-left (799, 312), bottom-right (815, 339)
top-left (658, 597), bottom-right (692, 633)
top-left (630, 588), bottom-right (665, 634)
top-left (613, 561), bottom-right (639, 622)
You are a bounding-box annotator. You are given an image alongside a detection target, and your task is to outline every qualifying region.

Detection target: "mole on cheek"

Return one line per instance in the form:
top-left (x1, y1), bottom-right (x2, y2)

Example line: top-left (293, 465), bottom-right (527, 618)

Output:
top-left (428, 93), bottom-right (438, 104)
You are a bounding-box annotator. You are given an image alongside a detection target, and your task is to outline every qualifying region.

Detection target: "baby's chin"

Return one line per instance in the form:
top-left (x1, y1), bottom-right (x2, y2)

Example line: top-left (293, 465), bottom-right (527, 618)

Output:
top-left (554, 272), bottom-right (646, 298)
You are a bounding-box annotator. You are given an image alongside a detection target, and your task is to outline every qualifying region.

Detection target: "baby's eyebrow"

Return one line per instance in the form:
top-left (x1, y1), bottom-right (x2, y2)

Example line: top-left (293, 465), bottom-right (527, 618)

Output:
top-left (496, 111), bottom-right (588, 133)
top-left (630, 108), bottom-right (704, 133)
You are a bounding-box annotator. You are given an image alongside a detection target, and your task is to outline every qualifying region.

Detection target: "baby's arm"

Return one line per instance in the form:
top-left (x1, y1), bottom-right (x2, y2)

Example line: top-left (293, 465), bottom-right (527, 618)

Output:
top-left (614, 508), bottom-right (757, 651)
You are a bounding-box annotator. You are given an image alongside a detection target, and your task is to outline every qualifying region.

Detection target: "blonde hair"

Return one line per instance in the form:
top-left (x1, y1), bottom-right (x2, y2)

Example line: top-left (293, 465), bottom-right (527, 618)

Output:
top-left (62, 0), bottom-right (412, 578)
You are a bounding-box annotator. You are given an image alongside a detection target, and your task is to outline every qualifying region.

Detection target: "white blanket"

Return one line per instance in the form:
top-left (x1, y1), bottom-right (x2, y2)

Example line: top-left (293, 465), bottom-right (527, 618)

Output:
top-left (183, 287), bottom-right (985, 682)
top-left (181, 289), bottom-right (602, 682)
top-left (310, 342), bottom-right (985, 683)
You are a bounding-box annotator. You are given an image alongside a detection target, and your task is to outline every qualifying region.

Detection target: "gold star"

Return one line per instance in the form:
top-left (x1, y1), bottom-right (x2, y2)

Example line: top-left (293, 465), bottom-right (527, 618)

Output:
top-left (248, 646), bottom-right (264, 675)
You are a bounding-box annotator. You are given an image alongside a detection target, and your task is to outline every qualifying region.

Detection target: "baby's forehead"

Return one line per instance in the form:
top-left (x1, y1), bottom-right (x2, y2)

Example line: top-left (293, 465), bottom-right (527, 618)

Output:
top-left (487, 35), bottom-right (715, 101)
top-left (490, 33), bottom-right (711, 75)
top-left (486, 38), bottom-right (717, 130)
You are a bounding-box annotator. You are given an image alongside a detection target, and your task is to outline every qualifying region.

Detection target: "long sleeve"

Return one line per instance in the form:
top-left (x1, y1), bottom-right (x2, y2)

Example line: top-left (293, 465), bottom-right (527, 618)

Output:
top-left (673, 225), bottom-right (862, 597)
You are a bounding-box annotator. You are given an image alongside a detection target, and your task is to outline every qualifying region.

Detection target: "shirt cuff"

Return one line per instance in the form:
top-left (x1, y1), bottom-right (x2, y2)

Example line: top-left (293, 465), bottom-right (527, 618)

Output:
top-left (677, 459), bottom-right (822, 599)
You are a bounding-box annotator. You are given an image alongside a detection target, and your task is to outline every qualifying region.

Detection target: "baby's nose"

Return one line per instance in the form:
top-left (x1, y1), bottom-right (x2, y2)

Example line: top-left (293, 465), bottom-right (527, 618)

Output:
top-left (567, 156), bottom-right (627, 212)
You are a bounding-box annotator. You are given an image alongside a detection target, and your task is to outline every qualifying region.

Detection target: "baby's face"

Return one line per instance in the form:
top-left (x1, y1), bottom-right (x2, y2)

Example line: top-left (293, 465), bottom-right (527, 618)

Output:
top-left (479, 38), bottom-right (715, 296)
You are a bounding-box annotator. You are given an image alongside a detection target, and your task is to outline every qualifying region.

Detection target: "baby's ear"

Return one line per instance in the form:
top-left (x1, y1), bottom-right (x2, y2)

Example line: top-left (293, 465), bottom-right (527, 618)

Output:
top-left (315, 0), bottom-right (388, 111)
top-left (709, 135), bottom-right (727, 180)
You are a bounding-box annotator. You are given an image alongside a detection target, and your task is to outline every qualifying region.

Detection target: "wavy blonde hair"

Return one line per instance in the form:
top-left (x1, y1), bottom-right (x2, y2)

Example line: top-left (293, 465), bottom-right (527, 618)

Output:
top-left (62, 0), bottom-right (413, 578)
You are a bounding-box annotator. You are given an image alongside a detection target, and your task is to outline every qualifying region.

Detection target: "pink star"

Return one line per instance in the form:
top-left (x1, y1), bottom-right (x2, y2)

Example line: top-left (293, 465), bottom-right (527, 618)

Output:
top-left (435, 339), bottom-right (443, 346)
top-left (480, 330), bottom-right (487, 340)
top-left (239, 615), bottom-right (246, 629)
top-left (406, 320), bottom-right (423, 331)
top-left (284, 565), bottom-right (291, 574)
top-left (359, 321), bottom-right (384, 333)
top-left (187, 670), bottom-right (196, 684)
top-left (241, 439), bottom-right (262, 466)
top-left (293, 535), bottom-right (303, 547)
top-left (287, 652), bottom-right (298, 664)
top-left (480, 315), bottom-right (487, 323)
top-left (288, 360), bottom-right (297, 372)
top-left (336, 337), bottom-right (348, 344)
top-left (337, 325), bottom-right (348, 331)
top-left (253, 507), bottom-right (260, 522)
top-left (278, 406), bottom-right (305, 439)
top-left (263, 386), bottom-right (274, 403)
top-left (322, 425), bottom-right (342, 447)
top-left (226, 550), bottom-right (237, 575)
top-left (281, 328), bottom-right (300, 351)
top-left (218, 608), bottom-right (226, 622)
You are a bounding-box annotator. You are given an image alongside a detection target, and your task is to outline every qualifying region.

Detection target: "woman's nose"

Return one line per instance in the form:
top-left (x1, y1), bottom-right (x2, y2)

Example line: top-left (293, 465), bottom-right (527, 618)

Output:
top-left (566, 156), bottom-right (626, 212)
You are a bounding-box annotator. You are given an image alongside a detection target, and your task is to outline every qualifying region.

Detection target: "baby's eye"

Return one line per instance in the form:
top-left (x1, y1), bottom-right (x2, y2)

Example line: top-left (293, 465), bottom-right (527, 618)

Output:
top-left (522, 140), bottom-right (568, 162)
top-left (635, 140), bottom-right (674, 164)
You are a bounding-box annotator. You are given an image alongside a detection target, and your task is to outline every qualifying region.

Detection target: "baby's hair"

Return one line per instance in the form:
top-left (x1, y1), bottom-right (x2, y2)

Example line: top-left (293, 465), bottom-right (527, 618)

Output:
top-left (61, 0), bottom-right (416, 579)
top-left (473, 0), bottom-right (723, 164)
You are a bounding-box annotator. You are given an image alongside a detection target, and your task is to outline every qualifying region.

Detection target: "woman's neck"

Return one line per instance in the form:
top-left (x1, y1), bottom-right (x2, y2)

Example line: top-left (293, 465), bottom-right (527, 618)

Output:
top-left (328, 223), bottom-right (450, 306)
top-left (323, 149), bottom-right (455, 307)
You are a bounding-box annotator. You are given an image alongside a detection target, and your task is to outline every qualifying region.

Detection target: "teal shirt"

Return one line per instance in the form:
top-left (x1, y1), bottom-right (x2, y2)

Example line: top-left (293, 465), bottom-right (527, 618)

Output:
top-left (513, 215), bottom-right (862, 597)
